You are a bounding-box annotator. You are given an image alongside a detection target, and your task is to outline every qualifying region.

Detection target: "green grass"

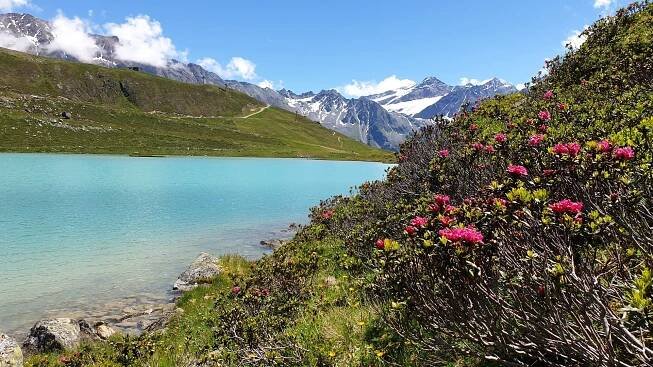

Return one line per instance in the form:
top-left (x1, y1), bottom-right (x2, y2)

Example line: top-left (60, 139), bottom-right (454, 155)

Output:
top-left (0, 49), bottom-right (392, 162)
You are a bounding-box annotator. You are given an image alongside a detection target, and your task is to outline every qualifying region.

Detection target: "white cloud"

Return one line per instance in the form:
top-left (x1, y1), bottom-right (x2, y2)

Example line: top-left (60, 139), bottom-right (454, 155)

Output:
top-left (257, 80), bottom-right (274, 89)
top-left (515, 83), bottom-right (526, 90)
top-left (339, 75), bottom-right (416, 97)
top-left (562, 27), bottom-right (588, 50)
top-left (104, 15), bottom-right (182, 68)
top-left (459, 77), bottom-right (491, 86)
top-left (0, 0), bottom-right (29, 12)
top-left (594, 0), bottom-right (613, 8)
top-left (197, 56), bottom-right (258, 80)
top-left (47, 13), bottom-right (99, 63)
top-left (0, 32), bottom-right (34, 52)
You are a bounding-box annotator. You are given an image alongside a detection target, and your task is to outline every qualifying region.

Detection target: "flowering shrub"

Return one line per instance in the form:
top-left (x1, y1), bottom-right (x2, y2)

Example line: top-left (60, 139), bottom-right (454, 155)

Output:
top-left (538, 110), bottom-right (551, 121)
top-left (438, 227), bottom-right (484, 244)
top-left (614, 146), bottom-right (635, 160)
top-left (552, 142), bottom-right (581, 157)
top-left (507, 164), bottom-right (528, 176)
top-left (548, 199), bottom-right (583, 215)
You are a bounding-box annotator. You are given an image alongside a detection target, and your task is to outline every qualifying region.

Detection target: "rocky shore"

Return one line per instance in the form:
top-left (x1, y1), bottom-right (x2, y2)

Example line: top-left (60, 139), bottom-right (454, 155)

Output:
top-left (0, 224), bottom-right (298, 366)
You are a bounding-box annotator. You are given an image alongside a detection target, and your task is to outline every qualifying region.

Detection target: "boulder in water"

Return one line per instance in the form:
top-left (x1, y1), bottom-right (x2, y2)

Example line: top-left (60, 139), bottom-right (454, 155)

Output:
top-left (23, 318), bottom-right (96, 353)
top-left (173, 253), bottom-right (221, 292)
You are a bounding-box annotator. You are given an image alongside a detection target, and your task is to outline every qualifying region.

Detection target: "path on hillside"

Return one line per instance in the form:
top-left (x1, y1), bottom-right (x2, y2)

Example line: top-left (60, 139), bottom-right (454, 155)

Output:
top-left (239, 105), bottom-right (270, 119)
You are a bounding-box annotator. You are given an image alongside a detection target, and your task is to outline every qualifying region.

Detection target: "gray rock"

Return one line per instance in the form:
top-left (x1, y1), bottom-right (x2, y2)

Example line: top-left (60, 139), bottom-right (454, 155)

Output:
top-left (95, 323), bottom-right (116, 340)
top-left (260, 239), bottom-right (286, 250)
top-left (173, 253), bottom-right (221, 292)
top-left (22, 318), bottom-right (95, 353)
top-left (0, 333), bottom-right (23, 367)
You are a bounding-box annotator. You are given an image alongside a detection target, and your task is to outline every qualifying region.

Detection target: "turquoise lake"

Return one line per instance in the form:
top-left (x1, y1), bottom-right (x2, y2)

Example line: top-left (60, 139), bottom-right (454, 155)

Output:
top-left (0, 154), bottom-right (389, 335)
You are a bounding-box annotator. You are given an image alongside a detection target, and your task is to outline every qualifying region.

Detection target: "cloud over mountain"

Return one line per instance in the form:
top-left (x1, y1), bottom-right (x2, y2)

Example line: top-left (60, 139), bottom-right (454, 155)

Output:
top-left (339, 75), bottom-right (416, 98)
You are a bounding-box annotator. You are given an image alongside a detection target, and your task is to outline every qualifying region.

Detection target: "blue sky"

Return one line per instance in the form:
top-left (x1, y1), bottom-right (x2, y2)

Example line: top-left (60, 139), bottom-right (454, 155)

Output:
top-left (5, 0), bottom-right (623, 95)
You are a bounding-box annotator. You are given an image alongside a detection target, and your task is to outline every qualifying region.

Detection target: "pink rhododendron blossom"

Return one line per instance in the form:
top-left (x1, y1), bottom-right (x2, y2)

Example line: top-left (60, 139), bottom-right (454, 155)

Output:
top-left (597, 139), bottom-right (612, 153)
top-left (472, 142), bottom-right (484, 151)
top-left (410, 216), bottom-right (429, 228)
top-left (322, 210), bottom-right (334, 219)
top-left (485, 145), bottom-right (495, 153)
top-left (552, 142), bottom-right (581, 157)
top-left (543, 90), bottom-right (554, 100)
top-left (549, 199), bottom-right (584, 215)
top-left (613, 146), bottom-right (635, 160)
top-left (438, 227), bottom-right (484, 244)
top-left (528, 134), bottom-right (545, 146)
top-left (375, 239), bottom-right (385, 250)
top-left (434, 194), bottom-right (450, 207)
top-left (538, 110), bottom-right (551, 121)
top-left (507, 164), bottom-right (528, 177)
top-left (495, 133), bottom-right (507, 143)
top-left (438, 149), bottom-right (450, 158)
top-left (232, 286), bottom-right (241, 295)
top-left (439, 216), bottom-right (454, 227)
top-left (405, 226), bottom-right (418, 236)
top-left (538, 124), bottom-right (549, 133)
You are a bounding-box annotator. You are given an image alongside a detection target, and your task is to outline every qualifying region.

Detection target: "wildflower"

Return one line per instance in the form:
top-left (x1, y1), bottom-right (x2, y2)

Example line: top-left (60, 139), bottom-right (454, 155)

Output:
top-left (596, 139), bottom-right (612, 153)
top-left (528, 134), bottom-right (545, 146)
top-left (538, 110), bottom-right (551, 121)
top-left (410, 216), bottom-right (429, 228)
top-left (439, 227), bottom-right (484, 244)
top-left (552, 142), bottom-right (581, 157)
top-left (613, 146), bottom-right (635, 160)
top-left (375, 239), bottom-right (385, 250)
top-left (444, 204), bottom-right (457, 214)
top-left (405, 225), bottom-right (418, 236)
top-left (439, 216), bottom-right (454, 227)
top-left (485, 145), bottom-right (495, 153)
top-left (507, 164), bottom-right (528, 177)
top-left (434, 194), bottom-right (450, 207)
top-left (549, 199), bottom-right (584, 215)
top-left (469, 124), bottom-right (479, 131)
top-left (438, 149), bottom-right (450, 158)
top-left (322, 210), bottom-right (334, 219)
top-left (557, 102), bottom-right (567, 111)
top-left (232, 286), bottom-right (241, 295)
top-left (543, 90), bottom-right (554, 100)
top-left (538, 124), bottom-right (549, 133)
top-left (495, 133), bottom-right (507, 143)
top-left (472, 142), bottom-right (484, 151)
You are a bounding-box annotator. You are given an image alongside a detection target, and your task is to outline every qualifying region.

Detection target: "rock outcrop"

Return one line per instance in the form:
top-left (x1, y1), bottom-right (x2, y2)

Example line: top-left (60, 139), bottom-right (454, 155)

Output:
top-left (22, 318), bottom-right (97, 353)
top-left (173, 253), bottom-right (221, 292)
top-left (0, 333), bottom-right (23, 367)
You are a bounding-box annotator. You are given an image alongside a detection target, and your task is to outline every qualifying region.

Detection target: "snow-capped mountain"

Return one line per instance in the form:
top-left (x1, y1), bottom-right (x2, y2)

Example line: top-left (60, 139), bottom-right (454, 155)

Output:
top-left (0, 13), bottom-right (226, 87)
top-left (367, 76), bottom-right (517, 119)
top-left (280, 89), bottom-right (430, 150)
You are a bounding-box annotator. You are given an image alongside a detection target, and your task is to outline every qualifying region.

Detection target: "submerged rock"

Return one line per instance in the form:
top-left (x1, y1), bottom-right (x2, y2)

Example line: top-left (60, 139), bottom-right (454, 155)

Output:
top-left (0, 333), bottom-right (23, 367)
top-left (22, 318), bottom-right (96, 353)
top-left (173, 253), bottom-right (221, 292)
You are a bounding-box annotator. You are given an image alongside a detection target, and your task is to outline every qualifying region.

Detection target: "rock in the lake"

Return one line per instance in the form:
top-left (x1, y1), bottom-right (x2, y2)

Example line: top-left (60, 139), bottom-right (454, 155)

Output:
top-left (95, 323), bottom-right (116, 340)
top-left (0, 333), bottom-right (23, 367)
top-left (173, 253), bottom-right (221, 291)
top-left (23, 318), bottom-right (96, 353)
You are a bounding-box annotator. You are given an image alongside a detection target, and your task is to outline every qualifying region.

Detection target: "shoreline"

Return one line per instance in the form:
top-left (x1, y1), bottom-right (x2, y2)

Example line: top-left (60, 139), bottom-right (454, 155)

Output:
top-left (2, 224), bottom-right (299, 341)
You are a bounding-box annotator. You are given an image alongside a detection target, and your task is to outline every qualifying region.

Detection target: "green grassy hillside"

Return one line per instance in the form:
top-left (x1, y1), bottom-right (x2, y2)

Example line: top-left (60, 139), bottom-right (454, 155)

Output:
top-left (0, 48), bottom-right (392, 162)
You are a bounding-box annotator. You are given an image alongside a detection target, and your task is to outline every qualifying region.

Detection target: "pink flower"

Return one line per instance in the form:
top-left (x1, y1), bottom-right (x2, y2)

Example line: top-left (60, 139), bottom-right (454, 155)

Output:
top-left (232, 286), bottom-right (241, 295)
top-left (557, 103), bottom-right (567, 111)
top-left (552, 142), bottom-right (581, 157)
top-left (485, 145), bottom-right (496, 153)
top-left (438, 227), bottom-right (484, 244)
top-left (375, 239), bottom-right (385, 250)
top-left (444, 205), bottom-right (457, 214)
top-left (538, 110), bottom-right (551, 121)
top-left (543, 90), bottom-right (554, 100)
top-left (322, 210), bottom-right (334, 219)
top-left (439, 216), bottom-right (454, 227)
top-left (613, 147), bottom-right (635, 161)
top-left (405, 226), bottom-right (418, 236)
top-left (528, 134), bottom-right (545, 146)
top-left (549, 199), bottom-right (584, 215)
top-left (438, 149), bottom-right (450, 158)
top-left (410, 216), bottom-right (429, 228)
top-left (495, 133), bottom-right (507, 143)
top-left (596, 139), bottom-right (612, 153)
top-left (507, 164), bottom-right (528, 177)
top-left (472, 142), bottom-right (484, 151)
top-left (434, 194), bottom-right (450, 207)
top-left (538, 124), bottom-right (549, 133)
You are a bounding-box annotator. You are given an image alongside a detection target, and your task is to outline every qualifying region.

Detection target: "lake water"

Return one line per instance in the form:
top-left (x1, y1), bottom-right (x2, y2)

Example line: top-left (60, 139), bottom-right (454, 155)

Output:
top-left (0, 154), bottom-right (389, 335)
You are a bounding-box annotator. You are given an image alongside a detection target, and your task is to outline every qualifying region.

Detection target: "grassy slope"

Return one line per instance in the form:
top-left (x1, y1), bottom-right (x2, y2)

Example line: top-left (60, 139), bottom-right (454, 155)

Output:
top-left (0, 49), bottom-right (392, 162)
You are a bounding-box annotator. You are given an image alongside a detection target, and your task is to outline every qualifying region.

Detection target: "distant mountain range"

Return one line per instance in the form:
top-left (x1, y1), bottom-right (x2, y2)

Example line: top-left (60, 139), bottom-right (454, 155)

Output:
top-left (0, 12), bottom-right (518, 150)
